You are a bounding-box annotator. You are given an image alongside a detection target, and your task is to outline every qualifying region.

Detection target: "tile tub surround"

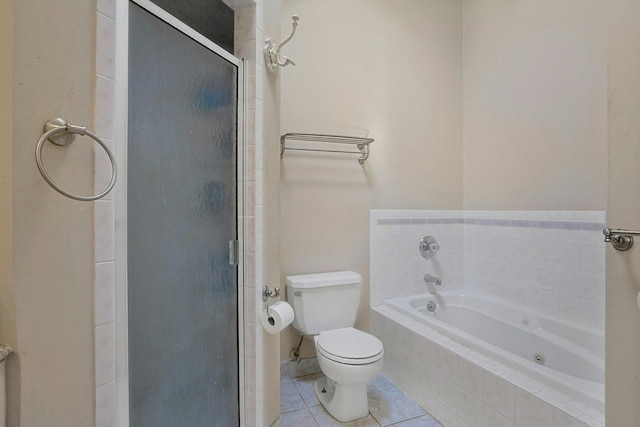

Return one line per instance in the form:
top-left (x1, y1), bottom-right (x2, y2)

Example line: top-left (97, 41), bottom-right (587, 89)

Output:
top-left (371, 307), bottom-right (604, 427)
top-left (370, 210), bottom-right (606, 331)
top-left (280, 373), bottom-right (441, 427)
top-left (463, 211), bottom-right (606, 330)
top-left (370, 211), bottom-right (465, 307)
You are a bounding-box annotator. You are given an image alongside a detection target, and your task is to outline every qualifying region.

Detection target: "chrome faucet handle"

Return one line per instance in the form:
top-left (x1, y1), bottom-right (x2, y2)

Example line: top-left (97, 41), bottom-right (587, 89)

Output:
top-left (424, 274), bottom-right (442, 286)
top-left (420, 236), bottom-right (440, 258)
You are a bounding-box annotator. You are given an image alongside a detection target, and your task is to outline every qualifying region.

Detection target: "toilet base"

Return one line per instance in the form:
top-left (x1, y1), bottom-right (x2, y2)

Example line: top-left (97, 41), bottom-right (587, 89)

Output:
top-left (314, 376), bottom-right (370, 423)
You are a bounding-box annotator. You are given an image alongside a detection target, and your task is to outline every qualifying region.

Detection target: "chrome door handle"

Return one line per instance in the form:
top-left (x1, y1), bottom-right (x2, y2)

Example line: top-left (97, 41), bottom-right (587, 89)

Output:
top-left (603, 228), bottom-right (640, 251)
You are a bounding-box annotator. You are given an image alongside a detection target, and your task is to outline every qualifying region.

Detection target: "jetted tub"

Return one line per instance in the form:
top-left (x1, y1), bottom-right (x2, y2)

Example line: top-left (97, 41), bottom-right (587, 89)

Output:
top-left (382, 290), bottom-right (604, 412)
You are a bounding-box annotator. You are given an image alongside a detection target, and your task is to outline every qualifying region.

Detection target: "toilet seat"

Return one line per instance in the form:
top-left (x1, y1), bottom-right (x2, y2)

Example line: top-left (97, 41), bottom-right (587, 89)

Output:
top-left (316, 327), bottom-right (384, 365)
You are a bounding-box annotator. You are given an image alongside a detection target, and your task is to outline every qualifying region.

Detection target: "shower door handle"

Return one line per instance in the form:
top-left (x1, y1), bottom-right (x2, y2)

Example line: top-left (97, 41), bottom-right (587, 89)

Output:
top-left (603, 228), bottom-right (640, 251)
top-left (229, 240), bottom-right (239, 265)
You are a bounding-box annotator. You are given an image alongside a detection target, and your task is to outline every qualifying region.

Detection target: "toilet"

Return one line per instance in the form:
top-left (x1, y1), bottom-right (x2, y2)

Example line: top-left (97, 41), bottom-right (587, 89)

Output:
top-left (286, 271), bottom-right (384, 422)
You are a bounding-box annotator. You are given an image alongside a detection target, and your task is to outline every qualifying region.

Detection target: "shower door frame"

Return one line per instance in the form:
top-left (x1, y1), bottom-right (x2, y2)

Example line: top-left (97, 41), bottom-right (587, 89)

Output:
top-left (112, 1), bottom-right (246, 425)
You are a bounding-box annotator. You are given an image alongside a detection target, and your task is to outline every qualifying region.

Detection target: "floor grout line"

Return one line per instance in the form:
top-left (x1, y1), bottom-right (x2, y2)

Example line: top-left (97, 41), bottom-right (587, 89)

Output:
top-left (281, 374), bottom-right (439, 427)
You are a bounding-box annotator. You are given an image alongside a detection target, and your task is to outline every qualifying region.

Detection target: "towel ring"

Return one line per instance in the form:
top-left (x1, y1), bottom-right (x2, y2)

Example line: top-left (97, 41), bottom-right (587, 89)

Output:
top-left (35, 118), bottom-right (117, 201)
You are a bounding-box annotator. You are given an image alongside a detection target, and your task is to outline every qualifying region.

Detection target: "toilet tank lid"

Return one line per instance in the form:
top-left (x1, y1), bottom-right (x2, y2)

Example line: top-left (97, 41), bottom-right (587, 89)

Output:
top-left (286, 271), bottom-right (362, 289)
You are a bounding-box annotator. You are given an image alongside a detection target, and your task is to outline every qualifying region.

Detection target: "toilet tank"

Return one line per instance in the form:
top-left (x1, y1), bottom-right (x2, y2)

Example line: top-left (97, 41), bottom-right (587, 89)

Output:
top-left (286, 271), bottom-right (362, 335)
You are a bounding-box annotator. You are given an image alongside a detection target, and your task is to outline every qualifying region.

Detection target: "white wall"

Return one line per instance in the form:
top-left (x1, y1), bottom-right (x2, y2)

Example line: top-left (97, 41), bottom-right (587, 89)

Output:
top-left (463, 0), bottom-right (607, 211)
top-left (280, 0), bottom-right (464, 361)
top-left (236, 2), bottom-right (283, 425)
top-left (233, 2), bottom-right (284, 425)
top-left (260, 0), bottom-right (282, 425)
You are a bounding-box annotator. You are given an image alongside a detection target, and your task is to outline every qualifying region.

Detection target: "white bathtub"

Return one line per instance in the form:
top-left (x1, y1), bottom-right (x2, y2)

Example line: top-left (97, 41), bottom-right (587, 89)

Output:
top-left (383, 290), bottom-right (604, 413)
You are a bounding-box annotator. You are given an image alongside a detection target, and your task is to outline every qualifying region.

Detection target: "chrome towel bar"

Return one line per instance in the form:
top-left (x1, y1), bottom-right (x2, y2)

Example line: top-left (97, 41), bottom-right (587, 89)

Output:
top-left (35, 118), bottom-right (117, 201)
top-left (603, 227), bottom-right (640, 251)
top-left (280, 132), bottom-right (374, 164)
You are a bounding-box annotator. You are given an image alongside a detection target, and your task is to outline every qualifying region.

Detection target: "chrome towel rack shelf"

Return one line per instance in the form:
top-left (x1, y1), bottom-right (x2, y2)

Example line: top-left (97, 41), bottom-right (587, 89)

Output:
top-left (280, 133), bottom-right (374, 164)
top-left (35, 117), bottom-right (117, 201)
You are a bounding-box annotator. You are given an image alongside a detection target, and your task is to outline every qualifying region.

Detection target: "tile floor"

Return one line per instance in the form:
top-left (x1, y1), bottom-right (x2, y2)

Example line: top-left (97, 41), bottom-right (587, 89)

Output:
top-left (280, 374), bottom-right (442, 427)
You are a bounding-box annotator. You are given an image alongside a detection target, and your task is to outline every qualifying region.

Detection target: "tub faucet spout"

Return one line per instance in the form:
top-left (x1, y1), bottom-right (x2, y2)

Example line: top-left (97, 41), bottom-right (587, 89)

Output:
top-left (424, 274), bottom-right (442, 286)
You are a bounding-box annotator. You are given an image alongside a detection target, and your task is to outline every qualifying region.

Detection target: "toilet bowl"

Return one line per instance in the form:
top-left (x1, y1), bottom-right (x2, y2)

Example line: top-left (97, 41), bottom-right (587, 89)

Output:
top-left (286, 271), bottom-right (385, 422)
top-left (313, 327), bottom-right (384, 422)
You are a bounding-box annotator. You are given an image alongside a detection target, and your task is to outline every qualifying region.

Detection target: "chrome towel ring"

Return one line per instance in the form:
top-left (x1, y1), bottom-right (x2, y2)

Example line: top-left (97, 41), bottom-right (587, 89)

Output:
top-left (35, 118), bottom-right (117, 201)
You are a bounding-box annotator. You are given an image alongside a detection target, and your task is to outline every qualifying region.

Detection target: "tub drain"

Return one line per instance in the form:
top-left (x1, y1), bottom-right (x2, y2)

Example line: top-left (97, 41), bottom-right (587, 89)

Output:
top-left (533, 353), bottom-right (545, 365)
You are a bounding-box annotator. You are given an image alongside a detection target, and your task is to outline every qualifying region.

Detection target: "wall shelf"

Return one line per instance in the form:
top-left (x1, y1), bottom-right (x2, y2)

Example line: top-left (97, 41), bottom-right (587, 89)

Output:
top-left (280, 133), bottom-right (374, 164)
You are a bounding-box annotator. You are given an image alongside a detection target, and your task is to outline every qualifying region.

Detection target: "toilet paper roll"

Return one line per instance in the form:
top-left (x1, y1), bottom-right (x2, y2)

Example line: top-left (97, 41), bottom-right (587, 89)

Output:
top-left (261, 301), bottom-right (294, 334)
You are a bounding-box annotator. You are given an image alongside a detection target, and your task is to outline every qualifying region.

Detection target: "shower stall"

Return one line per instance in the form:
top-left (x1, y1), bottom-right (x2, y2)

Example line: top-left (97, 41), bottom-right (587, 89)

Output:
top-left (123, 2), bottom-right (243, 425)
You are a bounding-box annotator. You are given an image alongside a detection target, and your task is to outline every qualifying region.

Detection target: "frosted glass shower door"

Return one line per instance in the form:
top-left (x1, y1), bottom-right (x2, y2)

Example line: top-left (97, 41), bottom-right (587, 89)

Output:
top-left (127, 3), bottom-right (239, 426)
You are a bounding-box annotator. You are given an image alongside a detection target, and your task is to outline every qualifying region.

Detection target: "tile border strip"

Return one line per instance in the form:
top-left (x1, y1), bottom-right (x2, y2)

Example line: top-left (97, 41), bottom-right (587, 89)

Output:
top-left (377, 217), bottom-right (605, 231)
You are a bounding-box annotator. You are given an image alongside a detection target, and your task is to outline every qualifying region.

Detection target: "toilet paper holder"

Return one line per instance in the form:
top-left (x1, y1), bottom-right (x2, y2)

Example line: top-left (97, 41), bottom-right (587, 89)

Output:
top-left (262, 285), bottom-right (281, 315)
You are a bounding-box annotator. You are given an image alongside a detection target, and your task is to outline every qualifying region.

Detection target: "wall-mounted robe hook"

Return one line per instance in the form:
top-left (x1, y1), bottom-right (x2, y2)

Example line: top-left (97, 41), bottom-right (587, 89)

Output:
top-left (264, 15), bottom-right (299, 74)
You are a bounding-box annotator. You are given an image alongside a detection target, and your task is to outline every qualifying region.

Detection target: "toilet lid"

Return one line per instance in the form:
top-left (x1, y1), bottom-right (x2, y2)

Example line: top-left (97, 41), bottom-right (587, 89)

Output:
top-left (316, 327), bottom-right (384, 365)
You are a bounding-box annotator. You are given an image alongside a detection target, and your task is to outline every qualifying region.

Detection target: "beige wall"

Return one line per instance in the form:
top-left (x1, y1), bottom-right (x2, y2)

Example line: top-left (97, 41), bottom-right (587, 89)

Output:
top-left (261, 1), bottom-right (282, 424)
top-left (280, 0), bottom-right (608, 361)
top-left (606, 0), bottom-right (640, 424)
top-left (463, 0), bottom-right (607, 210)
top-left (280, 0), bottom-right (464, 360)
top-left (0, 0), bottom-right (17, 422)
top-left (8, 0), bottom-right (95, 425)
